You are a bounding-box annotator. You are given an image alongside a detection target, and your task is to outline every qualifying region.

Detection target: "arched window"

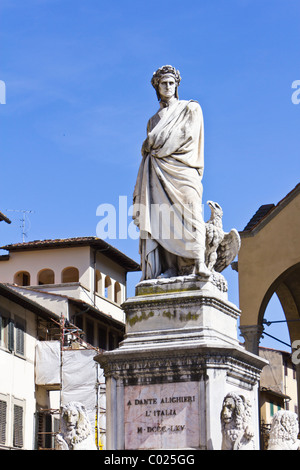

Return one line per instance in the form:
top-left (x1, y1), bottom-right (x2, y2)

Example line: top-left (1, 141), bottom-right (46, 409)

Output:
top-left (95, 270), bottom-right (102, 296)
top-left (61, 267), bottom-right (79, 283)
top-left (14, 271), bottom-right (30, 286)
top-left (38, 269), bottom-right (54, 285)
top-left (114, 282), bottom-right (122, 304)
top-left (104, 276), bottom-right (112, 300)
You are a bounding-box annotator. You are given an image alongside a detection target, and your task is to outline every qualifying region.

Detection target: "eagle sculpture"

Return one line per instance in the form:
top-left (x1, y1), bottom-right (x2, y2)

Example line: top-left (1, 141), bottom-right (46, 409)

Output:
top-left (205, 201), bottom-right (241, 273)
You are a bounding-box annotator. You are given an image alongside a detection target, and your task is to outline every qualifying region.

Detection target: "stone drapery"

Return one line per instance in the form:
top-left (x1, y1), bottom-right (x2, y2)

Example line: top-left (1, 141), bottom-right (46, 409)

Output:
top-left (133, 99), bottom-right (206, 280)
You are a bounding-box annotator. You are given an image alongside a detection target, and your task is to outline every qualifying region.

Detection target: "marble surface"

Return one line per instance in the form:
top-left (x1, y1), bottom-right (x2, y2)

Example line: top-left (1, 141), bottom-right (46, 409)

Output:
top-left (124, 382), bottom-right (200, 449)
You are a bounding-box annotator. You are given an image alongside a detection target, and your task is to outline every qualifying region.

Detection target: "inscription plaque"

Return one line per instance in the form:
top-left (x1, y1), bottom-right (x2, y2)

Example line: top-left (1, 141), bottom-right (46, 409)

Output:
top-left (124, 382), bottom-right (200, 449)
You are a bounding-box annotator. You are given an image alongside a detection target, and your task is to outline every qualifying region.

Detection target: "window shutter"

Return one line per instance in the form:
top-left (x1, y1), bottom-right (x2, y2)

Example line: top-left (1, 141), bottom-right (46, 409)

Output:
top-left (8, 319), bottom-right (14, 352)
top-left (0, 400), bottom-right (7, 445)
top-left (13, 404), bottom-right (24, 448)
top-left (15, 319), bottom-right (25, 355)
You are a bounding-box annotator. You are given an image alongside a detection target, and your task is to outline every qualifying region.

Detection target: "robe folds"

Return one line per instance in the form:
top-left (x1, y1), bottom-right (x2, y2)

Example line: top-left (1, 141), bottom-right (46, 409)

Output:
top-left (133, 99), bottom-right (206, 280)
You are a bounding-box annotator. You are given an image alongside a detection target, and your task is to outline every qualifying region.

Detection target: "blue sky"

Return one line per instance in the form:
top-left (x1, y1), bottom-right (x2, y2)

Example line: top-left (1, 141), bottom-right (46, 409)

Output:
top-left (0, 0), bottom-right (299, 350)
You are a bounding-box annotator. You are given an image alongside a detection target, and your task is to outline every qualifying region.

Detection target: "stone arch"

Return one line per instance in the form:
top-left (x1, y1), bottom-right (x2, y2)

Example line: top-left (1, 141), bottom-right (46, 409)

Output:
top-left (238, 185), bottom-right (300, 427)
top-left (104, 275), bottom-right (112, 300)
top-left (61, 266), bottom-right (79, 283)
top-left (258, 263), bottom-right (300, 346)
top-left (114, 281), bottom-right (122, 304)
top-left (38, 268), bottom-right (55, 285)
top-left (238, 185), bottom-right (300, 353)
top-left (14, 271), bottom-right (30, 286)
top-left (95, 270), bottom-right (103, 296)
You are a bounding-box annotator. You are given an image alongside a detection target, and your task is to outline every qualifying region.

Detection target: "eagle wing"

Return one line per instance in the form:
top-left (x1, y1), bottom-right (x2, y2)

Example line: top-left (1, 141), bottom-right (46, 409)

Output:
top-left (214, 228), bottom-right (241, 273)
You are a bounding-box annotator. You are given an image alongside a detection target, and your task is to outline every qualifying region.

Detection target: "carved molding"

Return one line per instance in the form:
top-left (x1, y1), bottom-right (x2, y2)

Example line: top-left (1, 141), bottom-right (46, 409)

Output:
top-left (97, 347), bottom-right (263, 388)
top-left (123, 294), bottom-right (241, 321)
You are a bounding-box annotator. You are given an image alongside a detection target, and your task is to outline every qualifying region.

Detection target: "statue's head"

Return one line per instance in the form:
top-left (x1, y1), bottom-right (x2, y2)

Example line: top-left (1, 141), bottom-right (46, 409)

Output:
top-left (151, 65), bottom-right (181, 101)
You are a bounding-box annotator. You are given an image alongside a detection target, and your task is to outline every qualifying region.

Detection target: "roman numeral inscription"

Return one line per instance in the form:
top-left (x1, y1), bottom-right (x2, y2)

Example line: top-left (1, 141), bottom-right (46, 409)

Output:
top-left (124, 382), bottom-right (200, 449)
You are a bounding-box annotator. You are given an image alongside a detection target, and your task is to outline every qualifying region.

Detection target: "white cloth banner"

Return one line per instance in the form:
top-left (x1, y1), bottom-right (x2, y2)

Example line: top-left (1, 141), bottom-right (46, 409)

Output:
top-left (35, 340), bottom-right (60, 385)
top-left (35, 342), bottom-right (99, 431)
top-left (61, 349), bottom-right (98, 429)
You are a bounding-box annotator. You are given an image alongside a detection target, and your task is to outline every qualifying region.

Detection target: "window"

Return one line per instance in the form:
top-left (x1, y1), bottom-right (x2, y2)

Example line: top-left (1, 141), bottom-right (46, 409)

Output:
top-left (74, 314), bottom-right (83, 331)
top-left (270, 402), bottom-right (274, 417)
top-left (13, 404), bottom-right (24, 448)
top-left (0, 311), bottom-right (14, 351)
top-left (37, 412), bottom-right (60, 450)
top-left (86, 319), bottom-right (94, 345)
top-left (61, 267), bottom-right (79, 283)
top-left (95, 270), bottom-right (102, 295)
top-left (98, 327), bottom-right (107, 350)
top-left (0, 399), bottom-right (7, 445)
top-left (14, 271), bottom-right (30, 286)
top-left (114, 282), bottom-right (122, 304)
top-left (0, 312), bottom-right (25, 356)
top-left (108, 332), bottom-right (116, 350)
top-left (0, 311), bottom-right (9, 349)
top-left (104, 276), bottom-right (112, 300)
top-left (38, 269), bottom-right (54, 285)
top-left (15, 317), bottom-right (25, 356)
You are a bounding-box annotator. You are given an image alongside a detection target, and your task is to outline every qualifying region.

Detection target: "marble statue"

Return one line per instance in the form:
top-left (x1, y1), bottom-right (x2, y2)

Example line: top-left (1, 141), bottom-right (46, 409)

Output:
top-left (133, 65), bottom-right (209, 281)
top-left (220, 392), bottom-right (255, 450)
top-left (55, 402), bottom-right (97, 450)
top-left (267, 410), bottom-right (300, 450)
top-left (205, 200), bottom-right (241, 273)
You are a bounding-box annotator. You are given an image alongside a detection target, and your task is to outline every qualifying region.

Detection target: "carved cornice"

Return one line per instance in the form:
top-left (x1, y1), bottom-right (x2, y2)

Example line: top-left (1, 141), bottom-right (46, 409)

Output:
top-left (123, 293), bottom-right (240, 320)
top-left (96, 346), bottom-right (265, 387)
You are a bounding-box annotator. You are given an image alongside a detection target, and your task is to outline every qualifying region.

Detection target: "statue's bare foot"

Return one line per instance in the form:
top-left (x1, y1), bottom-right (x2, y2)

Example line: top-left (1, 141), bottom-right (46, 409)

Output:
top-left (157, 268), bottom-right (177, 279)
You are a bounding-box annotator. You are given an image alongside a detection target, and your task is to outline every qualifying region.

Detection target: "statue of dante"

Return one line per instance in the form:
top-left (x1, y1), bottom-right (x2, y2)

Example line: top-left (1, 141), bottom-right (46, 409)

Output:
top-left (133, 65), bottom-right (209, 281)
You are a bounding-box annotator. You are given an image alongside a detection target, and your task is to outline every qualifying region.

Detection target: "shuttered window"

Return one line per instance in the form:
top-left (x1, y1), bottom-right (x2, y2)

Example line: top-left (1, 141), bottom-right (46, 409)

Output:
top-left (13, 404), bottom-right (24, 448)
top-left (0, 400), bottom-right (7, 445)
top-left (0, 312), bottom-right (9, 349)
top-left (0, 313), bottom-right (25, 356)
top-left (8, 319), bottom-right (14, 352)
top-left (15, 318), bottom-right (25, 356)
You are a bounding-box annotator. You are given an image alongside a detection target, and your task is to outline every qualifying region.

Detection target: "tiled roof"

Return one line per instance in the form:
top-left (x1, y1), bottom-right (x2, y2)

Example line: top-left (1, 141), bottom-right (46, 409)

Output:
top-left (243, 204), bottom-right (275, 231)
top-left (0, 236), bottom-right (140, 272)
top-left (242, 183), bottom-right (300, 233)
top-left (6, 283), bottom-right (125, 329)
top-left (0, 283), bottom-right (57, 321)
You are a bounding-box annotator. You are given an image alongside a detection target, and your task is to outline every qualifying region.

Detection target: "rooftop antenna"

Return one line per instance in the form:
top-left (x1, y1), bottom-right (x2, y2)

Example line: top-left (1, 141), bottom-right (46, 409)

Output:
top-left (6, 209), bottom-right (34, 242)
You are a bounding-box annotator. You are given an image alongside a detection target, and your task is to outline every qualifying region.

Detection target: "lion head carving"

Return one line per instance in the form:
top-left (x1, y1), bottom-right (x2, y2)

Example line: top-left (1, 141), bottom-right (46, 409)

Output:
top-left (220, 392), bottom-right (255, 450)
top-left (55, 401), bottom-right (97, 450)
top-left (268, 410), bottom-right (300, 450)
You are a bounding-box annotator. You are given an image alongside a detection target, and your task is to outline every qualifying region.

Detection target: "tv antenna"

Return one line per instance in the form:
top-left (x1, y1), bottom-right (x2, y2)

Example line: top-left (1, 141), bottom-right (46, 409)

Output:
top-left (6, 209), bottom-right (34, 242)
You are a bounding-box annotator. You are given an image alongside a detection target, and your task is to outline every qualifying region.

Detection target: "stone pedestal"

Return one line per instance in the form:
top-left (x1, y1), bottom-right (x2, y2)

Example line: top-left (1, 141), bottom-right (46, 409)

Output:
top-left (95, 275), bottom-right (267, 450)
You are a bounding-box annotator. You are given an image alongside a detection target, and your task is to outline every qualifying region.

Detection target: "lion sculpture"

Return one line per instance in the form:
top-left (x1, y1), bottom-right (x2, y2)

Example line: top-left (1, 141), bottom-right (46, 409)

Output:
top-left (267, 410), bottom-right (300, 450)
top-left (220, 392), bottom-right (255, 450)
top-left (55, 401), bottom-right (97, 450)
